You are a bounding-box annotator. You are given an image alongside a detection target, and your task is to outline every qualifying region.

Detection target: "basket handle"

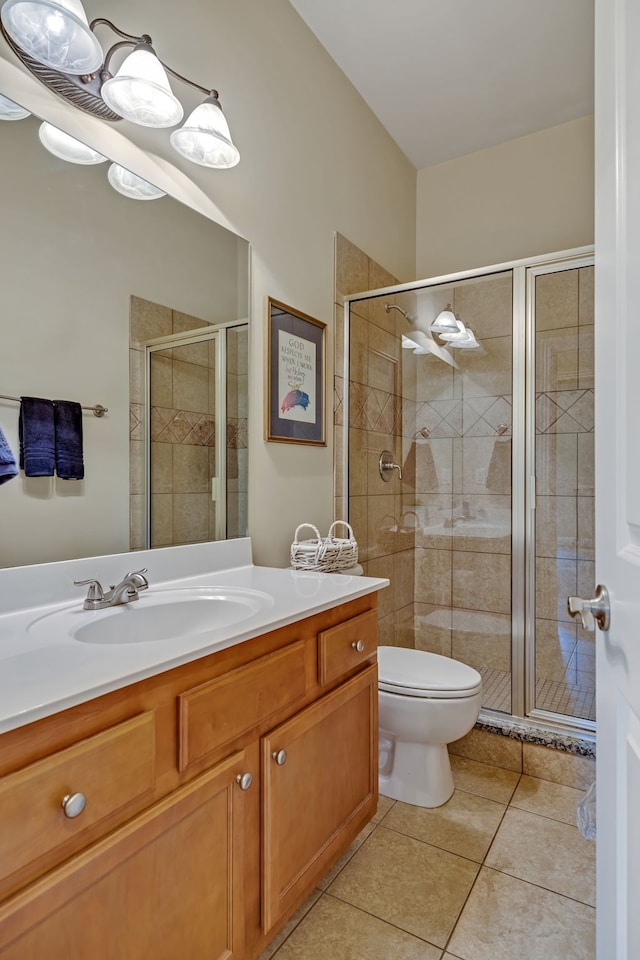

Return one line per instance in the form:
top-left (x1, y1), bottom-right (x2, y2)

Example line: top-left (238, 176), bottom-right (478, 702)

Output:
top-left (327, 520), bottom-right (355, 541)
top-left (292, 523), bottom-right (322, 544)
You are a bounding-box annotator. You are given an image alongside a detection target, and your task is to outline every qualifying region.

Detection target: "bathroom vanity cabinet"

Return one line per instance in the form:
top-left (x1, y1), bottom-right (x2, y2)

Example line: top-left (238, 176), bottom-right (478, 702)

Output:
top-left (0, 595), bottom-right (378, 959)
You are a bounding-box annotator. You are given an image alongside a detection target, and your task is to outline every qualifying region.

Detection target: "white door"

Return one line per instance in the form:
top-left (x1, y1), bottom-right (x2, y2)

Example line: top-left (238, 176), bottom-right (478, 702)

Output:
top-left (594, 1), bottom-right (640, 956)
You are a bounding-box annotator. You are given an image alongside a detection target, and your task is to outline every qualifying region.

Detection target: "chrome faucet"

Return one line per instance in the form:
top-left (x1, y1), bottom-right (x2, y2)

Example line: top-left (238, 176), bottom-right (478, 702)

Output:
top-left (74, 568), bottom-right (149, 610)
top-left (443, 500), bottom-right (475, 528)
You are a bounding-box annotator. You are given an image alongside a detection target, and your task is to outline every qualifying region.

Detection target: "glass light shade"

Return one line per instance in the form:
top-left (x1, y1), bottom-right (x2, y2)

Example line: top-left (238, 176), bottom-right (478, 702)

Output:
top-left (438, 319), bottom-right (468, 341)
top-left (1, 0), bottom-right (104, 73)
top-left (170, 97), bottom-right (240, 168)
top-left (107, 163), bottom-right (166, 200)
top-left (430, 305), bottom-right (459, 334)
top-left (401, 335), bottom-right (421, 350)
top-left (101, 47), bottom-right (183, 128)
top-left (0, 92), bottom-right (31, 120)
top-left (446, 328), bottom-right (479, 349)
top-left (39, 121), bottom-right (107, 164)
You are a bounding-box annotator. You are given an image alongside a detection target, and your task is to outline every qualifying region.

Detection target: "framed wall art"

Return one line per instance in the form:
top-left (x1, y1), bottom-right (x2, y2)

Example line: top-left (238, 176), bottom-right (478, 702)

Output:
top-left (266, 298), bottom-right (326, 445)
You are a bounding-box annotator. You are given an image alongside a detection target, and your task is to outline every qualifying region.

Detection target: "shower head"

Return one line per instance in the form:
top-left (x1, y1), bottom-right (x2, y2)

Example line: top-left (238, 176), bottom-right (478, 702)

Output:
top-left (384, 303), bottom-right (416, 322)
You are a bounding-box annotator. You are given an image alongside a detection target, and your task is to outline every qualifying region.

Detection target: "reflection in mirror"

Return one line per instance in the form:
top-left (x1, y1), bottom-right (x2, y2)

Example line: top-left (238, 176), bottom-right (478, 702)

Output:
top-left (129, 302), bottom-right (248, 550)
top-left (0, 106), bottom-right (249, 569)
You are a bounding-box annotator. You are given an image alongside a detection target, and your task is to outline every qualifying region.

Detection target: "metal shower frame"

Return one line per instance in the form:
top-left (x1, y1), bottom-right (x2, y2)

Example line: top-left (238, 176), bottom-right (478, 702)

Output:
top-left (341, 245), bottom-right (595, 740)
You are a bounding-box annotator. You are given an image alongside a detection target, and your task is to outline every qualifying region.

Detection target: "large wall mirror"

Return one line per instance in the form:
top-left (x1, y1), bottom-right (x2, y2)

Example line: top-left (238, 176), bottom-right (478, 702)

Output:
top-left (0, 107), bottom-right (249, 569)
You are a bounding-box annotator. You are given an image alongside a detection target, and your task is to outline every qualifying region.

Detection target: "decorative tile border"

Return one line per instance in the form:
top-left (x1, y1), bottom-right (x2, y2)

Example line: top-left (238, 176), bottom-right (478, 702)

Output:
top-left (536, 389), bottom-right (594, 433)
top-left (150, 407), bottom-right (215, 445)
top-left (475, 716), bottom-right (595, 758)
top-left (227, 418), bottom-right (248, 449)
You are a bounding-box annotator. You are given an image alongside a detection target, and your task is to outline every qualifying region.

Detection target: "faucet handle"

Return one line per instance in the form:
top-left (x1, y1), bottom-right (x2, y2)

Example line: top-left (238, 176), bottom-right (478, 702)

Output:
top-left (125, 568), bottom-right (149, 590)
top-left (73, 578), bottom-right (105, 602)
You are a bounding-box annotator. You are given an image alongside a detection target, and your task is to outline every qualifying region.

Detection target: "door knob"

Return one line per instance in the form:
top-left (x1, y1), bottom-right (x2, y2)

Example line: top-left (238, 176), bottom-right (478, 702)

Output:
top-left (567, 584), bottom-right (610, 632)
top-left (272, 749), bottom-right (287, 766)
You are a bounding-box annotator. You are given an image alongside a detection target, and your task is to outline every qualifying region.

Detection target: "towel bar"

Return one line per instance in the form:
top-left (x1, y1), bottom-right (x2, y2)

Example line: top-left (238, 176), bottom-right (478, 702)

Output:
top-left (0, 395), bottom-right (108, 417)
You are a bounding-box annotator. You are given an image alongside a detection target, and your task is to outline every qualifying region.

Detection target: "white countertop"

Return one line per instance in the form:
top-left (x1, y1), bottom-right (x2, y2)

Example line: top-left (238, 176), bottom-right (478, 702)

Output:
top-left (0, 539), bottom-right (388, 734)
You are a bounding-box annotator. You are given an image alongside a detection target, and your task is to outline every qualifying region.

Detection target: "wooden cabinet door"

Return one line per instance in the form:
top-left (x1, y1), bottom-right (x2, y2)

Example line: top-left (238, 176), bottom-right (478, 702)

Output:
top-left (0, 750), bottom-right (251, 960)
top-left (261, 664), bottom-right (377, 933)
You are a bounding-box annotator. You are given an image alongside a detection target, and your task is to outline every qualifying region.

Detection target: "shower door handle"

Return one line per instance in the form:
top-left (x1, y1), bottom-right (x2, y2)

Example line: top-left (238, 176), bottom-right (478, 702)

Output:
top-left (567, 584), bottom-right (611, 632)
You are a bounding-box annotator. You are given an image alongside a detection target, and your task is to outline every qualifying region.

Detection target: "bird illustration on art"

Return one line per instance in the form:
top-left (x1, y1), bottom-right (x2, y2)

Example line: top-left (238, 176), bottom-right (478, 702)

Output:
top-left (281, 389), bottom-right (310, 413)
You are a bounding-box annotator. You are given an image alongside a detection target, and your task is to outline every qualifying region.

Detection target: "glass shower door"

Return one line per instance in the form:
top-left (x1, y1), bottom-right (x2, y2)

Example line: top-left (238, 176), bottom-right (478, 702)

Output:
top-left (145, 322), bottom-right (249, 549)
top-left (530, 263), bottom-right (595, 724)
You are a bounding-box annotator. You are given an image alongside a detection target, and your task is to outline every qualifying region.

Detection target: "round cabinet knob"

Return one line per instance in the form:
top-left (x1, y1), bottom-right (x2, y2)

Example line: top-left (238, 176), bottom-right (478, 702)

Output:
top-left (351, 640), bottom-right (365, 653)
top-left (272, 749), bottom-right (288, 766)
top-left (236, 772), bottom-right (253, 791)
top-left (61, 792), bottom-right (87, 819)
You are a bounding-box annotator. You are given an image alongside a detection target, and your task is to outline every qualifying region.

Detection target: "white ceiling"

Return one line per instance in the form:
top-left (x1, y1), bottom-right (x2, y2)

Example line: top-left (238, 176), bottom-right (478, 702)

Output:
top-left (288, 0), bottom-right (594, 169)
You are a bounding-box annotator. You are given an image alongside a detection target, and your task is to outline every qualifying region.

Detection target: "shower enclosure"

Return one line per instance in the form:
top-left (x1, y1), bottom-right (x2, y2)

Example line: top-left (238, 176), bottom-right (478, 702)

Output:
top-left (340, 246), bottom-right (595, 737)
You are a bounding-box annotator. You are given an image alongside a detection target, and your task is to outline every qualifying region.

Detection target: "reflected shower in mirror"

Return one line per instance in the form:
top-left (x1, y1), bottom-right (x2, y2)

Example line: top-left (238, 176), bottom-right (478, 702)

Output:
top-left (0, 107), bottom-right (249, 569)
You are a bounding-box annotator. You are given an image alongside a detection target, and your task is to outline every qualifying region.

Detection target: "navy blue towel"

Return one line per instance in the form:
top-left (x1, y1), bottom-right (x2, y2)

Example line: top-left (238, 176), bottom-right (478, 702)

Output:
top-left (19, 397), bottom-right (55, 477)
top-left (54, 400), bottom-right (84, 480)
top-left (0, 425), bottom-right (18, 485)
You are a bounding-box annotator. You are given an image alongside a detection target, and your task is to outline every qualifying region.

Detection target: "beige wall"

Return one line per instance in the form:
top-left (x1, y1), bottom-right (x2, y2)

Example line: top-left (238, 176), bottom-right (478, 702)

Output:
top-left (416, 116), bottom-right (594, 279)
top-left (0, 0), bottom-right (417, 568)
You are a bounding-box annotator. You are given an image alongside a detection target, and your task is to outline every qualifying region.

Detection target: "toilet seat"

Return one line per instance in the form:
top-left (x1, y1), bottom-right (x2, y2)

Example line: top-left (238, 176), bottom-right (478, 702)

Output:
top-left (378, 646), bottom-right (482, 699)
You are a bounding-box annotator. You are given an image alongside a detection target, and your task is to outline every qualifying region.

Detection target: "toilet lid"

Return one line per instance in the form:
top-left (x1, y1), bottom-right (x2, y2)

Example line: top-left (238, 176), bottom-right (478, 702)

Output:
top-left (378, 646), bottom-right (483, 699)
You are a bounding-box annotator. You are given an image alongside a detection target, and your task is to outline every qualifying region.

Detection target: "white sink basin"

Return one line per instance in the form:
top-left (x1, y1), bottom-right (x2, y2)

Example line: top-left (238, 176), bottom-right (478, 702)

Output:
top-left (28, 587), bottom-right (275, 646)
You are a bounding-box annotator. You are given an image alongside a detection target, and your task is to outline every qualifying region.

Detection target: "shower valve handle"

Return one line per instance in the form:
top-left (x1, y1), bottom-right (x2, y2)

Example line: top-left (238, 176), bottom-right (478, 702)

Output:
top-left (379, 450), bottom-right (402, 482)
top-left (567, 584), bottom-right (611, 632)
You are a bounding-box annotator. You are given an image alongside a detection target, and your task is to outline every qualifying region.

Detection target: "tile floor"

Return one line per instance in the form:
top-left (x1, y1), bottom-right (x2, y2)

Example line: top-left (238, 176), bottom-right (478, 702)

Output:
top-left (259, 755), bottom-right (595, 960)
top-left (480, 665), bottom-right (596, 722)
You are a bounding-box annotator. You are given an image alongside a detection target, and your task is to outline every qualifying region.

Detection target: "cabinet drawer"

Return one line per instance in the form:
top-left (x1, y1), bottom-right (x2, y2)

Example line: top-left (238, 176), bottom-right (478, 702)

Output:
top-left (317, 609), bottom-right (377, 686)
top-left (0, 712), bottom-right (155, 886)
top-left (179, 639), bottom-right (310, 773)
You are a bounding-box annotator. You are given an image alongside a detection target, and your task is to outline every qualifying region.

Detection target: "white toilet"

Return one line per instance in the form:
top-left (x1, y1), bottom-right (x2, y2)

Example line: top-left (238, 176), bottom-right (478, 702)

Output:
top-left (378, 646), bottom-right (482, 808)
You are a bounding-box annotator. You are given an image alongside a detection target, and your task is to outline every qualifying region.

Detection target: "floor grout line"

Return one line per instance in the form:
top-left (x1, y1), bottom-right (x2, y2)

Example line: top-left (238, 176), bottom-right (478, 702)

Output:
top-left (266, 768), bottom-right (595, 958)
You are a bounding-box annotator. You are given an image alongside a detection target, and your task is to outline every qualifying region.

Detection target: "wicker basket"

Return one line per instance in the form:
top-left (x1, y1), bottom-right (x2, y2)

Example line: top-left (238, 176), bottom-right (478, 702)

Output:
top-left (290, 521), bottom-right (358, 573)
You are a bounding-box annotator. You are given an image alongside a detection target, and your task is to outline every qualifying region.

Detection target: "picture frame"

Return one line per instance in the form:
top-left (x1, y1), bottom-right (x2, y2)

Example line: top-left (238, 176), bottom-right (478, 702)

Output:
top-left (266, 298), bottom-right (326, 445)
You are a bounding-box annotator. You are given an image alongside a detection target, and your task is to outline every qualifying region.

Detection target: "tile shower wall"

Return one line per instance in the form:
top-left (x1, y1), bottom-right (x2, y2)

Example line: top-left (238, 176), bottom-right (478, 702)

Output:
top-left (130, 296), bottom-right (216, 550)
top-left (334, 234), bottom-right (417, 645)
top-left (406, 272), bottom-right (514, 715)
top-left (534, 267), bottom-right (595, 721)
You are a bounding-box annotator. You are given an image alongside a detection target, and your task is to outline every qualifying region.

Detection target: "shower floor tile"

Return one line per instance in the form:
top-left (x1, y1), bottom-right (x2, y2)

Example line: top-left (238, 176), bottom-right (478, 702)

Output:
top-left (476, 664), bottom-right (596, 722)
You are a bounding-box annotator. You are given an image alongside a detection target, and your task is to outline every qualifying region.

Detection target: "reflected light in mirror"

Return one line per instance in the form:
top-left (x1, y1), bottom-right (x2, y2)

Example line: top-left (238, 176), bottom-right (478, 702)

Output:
top-left (0, 90), bottom-right (30, 119)
top-left (39, 121), bottom-right (107, 164)
top-left (107, 163), bottom-right (166, 200)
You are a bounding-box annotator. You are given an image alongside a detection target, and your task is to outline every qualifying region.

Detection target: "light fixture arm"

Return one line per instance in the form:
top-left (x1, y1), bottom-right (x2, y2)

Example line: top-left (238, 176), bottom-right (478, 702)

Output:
top-left (90, 18), bottom-right (217, 97)
top-left (89, 18), bottom-right (151, 45)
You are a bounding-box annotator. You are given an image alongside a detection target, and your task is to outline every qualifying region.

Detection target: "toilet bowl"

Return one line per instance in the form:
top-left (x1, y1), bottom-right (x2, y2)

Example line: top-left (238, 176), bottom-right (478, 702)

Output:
top-left (378, 646), bottom-right (482, 808)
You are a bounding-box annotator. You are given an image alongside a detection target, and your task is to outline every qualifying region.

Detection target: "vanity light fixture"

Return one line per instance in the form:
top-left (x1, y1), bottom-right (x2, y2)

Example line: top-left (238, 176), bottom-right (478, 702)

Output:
top-left (0, 0), bottom-right (240, 168)
top-left (107, 163), bottom-right (166, 200)
top-left (430, 304), bottom-right (480, 349)
top-left (430, 304), bottom-right (459, 336)
top-left (0, 90), bottom-right (30, 119)
top-left (444, 327), bottom-right (479, 349)
top-left (38, 120), bottom-right (107, 163)
top-left (437, 318), bottom-right (468, 341)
